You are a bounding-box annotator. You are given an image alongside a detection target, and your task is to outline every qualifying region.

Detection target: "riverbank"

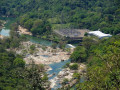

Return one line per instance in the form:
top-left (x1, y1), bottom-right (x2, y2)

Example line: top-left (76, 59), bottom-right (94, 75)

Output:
top-left (14, 41), bottom-right (71, 65)
top-left (0, 20), bottom-right (6, 29)
top-left (0, 35), bottom-right (4, 39)
top-left (18, 25), bottom-right (32, 35)
top-left (0, 20), bottom-right (6, 39)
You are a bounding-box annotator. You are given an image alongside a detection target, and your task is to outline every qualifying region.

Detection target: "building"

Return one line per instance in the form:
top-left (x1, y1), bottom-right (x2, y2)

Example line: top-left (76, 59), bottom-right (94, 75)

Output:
top-left (88, 31), bottom-right (112, 39)
top-left (54, 29), bottom-right (89, 41)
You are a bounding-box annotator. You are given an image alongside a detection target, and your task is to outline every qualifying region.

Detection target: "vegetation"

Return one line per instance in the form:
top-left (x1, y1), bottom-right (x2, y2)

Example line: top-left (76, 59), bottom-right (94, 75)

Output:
top-left (0, 0), bottom-right (120, 35)
top-left (0, 42), bottom-right (46, 89)
top-left (69, 63), bottom-right (78, 70)
top-left (30, 44), bottom-right (36, 50)
top-left (20, 18), bottom-right (51, 36)
top-left (13, 58), bottom-right (25, 67)
top-left (0, 0), bottom-right (120, 89)
top-left (70, 46), bottom-right (87, 62)
top-left (70, 36), bottom-right (120, 89)
top-left (51, 43), bottom-right (57, 49)
top-left (63, 62), bottom-right (70, 68)
top-left (0, 20), bottom-right (4, 26)
top-left (59, 41), bottom-right (67, 49)
top-left (62, 78), bottom-right (69, 85)
top-left (73, 73), bottom-right (81, 80)
top-left (0, 23), bottom-right (47, 89)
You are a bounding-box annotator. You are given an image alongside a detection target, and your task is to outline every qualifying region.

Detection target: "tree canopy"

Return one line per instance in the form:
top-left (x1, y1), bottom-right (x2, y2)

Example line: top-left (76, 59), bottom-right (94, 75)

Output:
top-left (74, 36), bottom-right (120, 89)
top-left (0, 0), bottom-right (120, 34)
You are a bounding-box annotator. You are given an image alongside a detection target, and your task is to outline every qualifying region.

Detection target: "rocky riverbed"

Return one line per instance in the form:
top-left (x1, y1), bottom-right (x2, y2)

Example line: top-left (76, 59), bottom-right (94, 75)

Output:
top-left (15, 41), bottom-right (71, 65)
top-left (49, 63), bottom-right (86, 89)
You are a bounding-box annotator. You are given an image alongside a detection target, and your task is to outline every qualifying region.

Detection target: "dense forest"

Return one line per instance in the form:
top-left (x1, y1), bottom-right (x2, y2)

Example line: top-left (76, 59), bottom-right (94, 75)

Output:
top-left (70, 36), bottom-right (120, 89)
top-left (0, 0), bottom-right (120, 35)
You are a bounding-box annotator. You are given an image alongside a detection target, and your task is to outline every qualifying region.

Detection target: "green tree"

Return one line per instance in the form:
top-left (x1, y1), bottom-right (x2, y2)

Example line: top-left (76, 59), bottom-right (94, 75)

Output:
top-left (76, 36), bottom-right (120, 90)
top-left (30, 44), bottom-right (36, 50)
top-left (69, 63), bottom-right (78, 70)
top-left (13, 58), bottom-right (25, 67)
top-left (24, 19), bottom-right (33, 30)
top-left (70, 46), bottom-right (87, 62)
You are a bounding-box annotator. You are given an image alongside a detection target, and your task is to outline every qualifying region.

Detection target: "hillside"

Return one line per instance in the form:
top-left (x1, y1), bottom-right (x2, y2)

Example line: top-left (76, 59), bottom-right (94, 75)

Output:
top-left (0, 0), bottom-right (120, 89)
top-left (0, 0), bottom-right (120, 35)
top-left (69, 36), bottom-right (120, 90)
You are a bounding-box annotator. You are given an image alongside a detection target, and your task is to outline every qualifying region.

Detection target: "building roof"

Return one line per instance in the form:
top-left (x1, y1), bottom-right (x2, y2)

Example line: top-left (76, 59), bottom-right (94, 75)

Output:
top-left (88, 31), bottom-right (112, 38)
top-left (54, 29), bottom-right (89, 38)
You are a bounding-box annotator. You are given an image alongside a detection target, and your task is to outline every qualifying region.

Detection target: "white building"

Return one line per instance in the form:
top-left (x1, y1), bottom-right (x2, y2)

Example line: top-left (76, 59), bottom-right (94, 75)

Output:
top-left (88, 31), bottom-right (112, 39)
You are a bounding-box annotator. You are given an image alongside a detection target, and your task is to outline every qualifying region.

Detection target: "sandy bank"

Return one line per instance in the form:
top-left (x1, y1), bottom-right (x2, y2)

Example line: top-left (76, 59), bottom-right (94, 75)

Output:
top-left (18, 25), bottom-right (32, 35)
top-left (0, 35), bottom-right (4, 39)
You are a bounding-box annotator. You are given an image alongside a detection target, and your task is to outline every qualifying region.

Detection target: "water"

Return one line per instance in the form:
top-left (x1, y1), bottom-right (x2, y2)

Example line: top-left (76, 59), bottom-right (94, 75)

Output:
top-left (47, 59), bottom-right (71, 89)
top-left (0, 17), bottom-right (16, 36)
top-left (26, 35), bottom-right (52, 46)
top-left (41, 55), bottom-right (50, 57)
top-left (48, 59), bottom-right (70, 80)
top-left (0, 28), bottom-right (10, 36)
top-left (0, 17), bottom-right (76, 89)
top-left (0, 17), bottom-right (16, 28)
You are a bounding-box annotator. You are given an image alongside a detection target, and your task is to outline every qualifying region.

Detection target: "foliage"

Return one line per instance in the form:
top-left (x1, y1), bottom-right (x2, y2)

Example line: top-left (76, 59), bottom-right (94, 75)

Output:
top-left (0, 44), bottom-right (46, 89)
top-left (63, 62), bottom-right (70, 68)
top-left (0, 0), bottom-right (120, 34)
top-left (73, 73), bottom-right (81, 80)
top-left (59, 41), bottom-right (67, 49)
top-left (30, 44), bottom-right (35, 50)
top-left (13, 58), bottom-right (25, 67)
top-left (51, 43), bottom-right (57, 49)
top-left (70, 46), bottom-right (87, 62)
top-left (76, 36), bottom-right (120, 89)
top-left (0, 20), bottom-right (4, 26)
top-left (69, 63), bottom-right (78, 70)
top-left (62, 78), bottom-right (69, 85)
top-left (0, 23), bottom-right (47, 90)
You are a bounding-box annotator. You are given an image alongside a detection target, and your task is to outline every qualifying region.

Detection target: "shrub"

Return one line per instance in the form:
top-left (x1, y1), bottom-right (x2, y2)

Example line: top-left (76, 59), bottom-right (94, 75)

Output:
top-left (30, 45), bottom-right (35, 50)
top-left (69, 63), bottom-right (78, 70)
top-left (13, 58), bottom-right (25, 67)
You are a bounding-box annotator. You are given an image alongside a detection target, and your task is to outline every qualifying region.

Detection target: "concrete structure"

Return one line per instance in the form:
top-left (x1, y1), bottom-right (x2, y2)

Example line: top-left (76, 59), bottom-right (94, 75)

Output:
top-left (54, 29), bottom-right (89, 41)
top-left (88, 31), bottom-right (112, 39)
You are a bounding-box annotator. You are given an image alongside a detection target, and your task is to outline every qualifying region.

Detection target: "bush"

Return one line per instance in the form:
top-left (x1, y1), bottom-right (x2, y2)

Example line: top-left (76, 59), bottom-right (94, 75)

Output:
top-left (13, 58), bottom-right (25, 67)
top-left (73, 73), bottom-right (80, 79)
top-left (51, 43), bottom-right (57, 49)
top-left (62, 78), bottom-right (69, 85)
top-left (69, 63), bottom-right (78, 70)
top-left (63, 62), bottom-right (70, 68)
top-left (30, 45), bottom-right (35, 50)
top-left (70, 46), bottom-right (87, 62)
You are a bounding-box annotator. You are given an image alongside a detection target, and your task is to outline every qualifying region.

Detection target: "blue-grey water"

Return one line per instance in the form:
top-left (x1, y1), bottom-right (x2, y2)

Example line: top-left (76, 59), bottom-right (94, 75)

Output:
top-left (48, 59), bottom-right (70, 89)
top-left (0, 17), bottom-right (16, 36)
top-left (0, 28), bottom-right (10, 36)
top-left (0, 18), bottom-right (71, 89)
top-left (26, 35), bottom-right (53, 46)
top-left (0, 17), bottom-right (80, 89)
top-left (48, 59), bottom-right (70, 80)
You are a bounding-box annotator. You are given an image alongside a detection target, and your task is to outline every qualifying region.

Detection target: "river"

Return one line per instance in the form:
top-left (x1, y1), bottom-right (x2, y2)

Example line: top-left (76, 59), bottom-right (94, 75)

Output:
top-left (0, 17), bottom-right (72, 89)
